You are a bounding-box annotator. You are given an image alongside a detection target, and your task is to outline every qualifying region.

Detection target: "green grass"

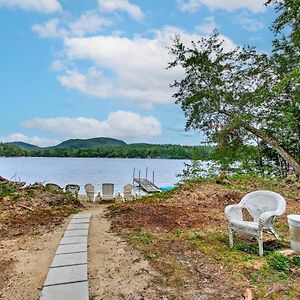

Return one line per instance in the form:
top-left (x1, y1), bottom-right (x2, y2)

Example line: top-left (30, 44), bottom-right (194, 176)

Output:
top-left (114, 223), bottom-right (300, 299)
top-left (0, 182), bottom-right (21, 200)
top-left (291, 256), bottom-right (300, 267)
top-left (127, 227), bottom-right (156, 247)
top-left (167, 227), bottom-right (299, 297)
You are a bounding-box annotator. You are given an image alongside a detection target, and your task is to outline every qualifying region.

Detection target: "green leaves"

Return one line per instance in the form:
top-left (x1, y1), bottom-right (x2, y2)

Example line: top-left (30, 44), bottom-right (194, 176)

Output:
top-left (169, 11), bottom-right (300, 175)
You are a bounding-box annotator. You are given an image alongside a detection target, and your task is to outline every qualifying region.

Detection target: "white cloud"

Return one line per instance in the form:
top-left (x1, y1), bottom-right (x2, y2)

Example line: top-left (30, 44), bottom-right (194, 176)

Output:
top-left (0, 133), bottom-right (59, 147)
top-left (51, 59), bottom-right (65, 71)
top-left (32, 19), bottom-right (62, 38)
top-left (196, 16), bottom-right (217, 34)
top-left (0, 0), bottom-right (62, 14)
top-left (233, 11), bottom-right (264, 32)
top-left (68, 11), bottom-right (112, 37)
top-left (58, 26), bottom-right (236, 107)
top-left (177, 0), bottom-right (266, 13)
top-left (99, 0), bottom-right (144, 21)
top-left (58, 67), bottom-right (114, 98)
top-left (22, 111), bottom-right (162, 141)
top-left (33, 11), bottom-right (111, 39)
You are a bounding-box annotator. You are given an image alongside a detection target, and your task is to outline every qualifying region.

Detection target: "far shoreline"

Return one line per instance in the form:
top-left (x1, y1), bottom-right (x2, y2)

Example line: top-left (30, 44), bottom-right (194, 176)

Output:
top-left (0, 156), bottom-right (194, 160)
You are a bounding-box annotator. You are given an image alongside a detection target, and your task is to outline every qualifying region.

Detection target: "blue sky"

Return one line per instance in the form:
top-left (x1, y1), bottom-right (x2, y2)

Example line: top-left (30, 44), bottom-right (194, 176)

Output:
top-left (0, 0), bottom-right (276, 147)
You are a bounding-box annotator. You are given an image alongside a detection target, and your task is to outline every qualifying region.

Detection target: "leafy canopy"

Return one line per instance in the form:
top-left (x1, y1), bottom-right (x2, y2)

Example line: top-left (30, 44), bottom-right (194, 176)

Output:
top-left (168, 23), bottom-right (299, 175)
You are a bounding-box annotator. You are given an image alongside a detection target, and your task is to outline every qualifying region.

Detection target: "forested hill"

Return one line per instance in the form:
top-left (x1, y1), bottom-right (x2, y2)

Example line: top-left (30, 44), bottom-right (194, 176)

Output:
top-left (8, 137), bottom-right (126, 151)
top-left (0, 143), bottom-right (27, 156)
top-left (7, 142), bottom-right (41, 151)
top-left (0, 141), bottom-right (213, 160)
top-left (53, 137), bottom-right (127, 149)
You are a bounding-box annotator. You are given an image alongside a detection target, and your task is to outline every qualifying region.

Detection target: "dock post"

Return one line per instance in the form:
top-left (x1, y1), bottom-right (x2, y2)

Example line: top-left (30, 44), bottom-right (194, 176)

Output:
top-left (138, 170), bottom-right (141, 195)
top-left (146, 167), bottom-right (148, 180)
top-left (133, 168), bottom-right (135, 185)
top-left (152, 171), bottom-right (155, 184)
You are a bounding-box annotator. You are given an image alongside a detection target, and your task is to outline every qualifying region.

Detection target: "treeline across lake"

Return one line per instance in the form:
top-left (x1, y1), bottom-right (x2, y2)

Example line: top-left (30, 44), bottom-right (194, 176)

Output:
top-left (0, 143), bottom-right (213, 160)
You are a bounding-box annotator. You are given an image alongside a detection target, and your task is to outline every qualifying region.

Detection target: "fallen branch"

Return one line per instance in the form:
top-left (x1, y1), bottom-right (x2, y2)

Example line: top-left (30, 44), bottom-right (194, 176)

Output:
top-left (19, 204), bottom-right (34, 212)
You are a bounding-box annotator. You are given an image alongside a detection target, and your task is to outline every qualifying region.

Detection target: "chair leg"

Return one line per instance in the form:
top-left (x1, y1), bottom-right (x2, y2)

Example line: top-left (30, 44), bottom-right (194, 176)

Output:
top-left (257, 232), bottom-right (264, 257)
top-left (269, 227), bottom-right (280, 240)
top-left (228, 225), bottom-right (234, 248)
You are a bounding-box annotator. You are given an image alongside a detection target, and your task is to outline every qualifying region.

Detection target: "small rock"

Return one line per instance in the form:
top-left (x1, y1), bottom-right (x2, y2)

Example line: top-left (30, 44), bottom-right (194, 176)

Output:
top-left (243, 288), bottom-right (253, 300)
top-left (264, 283), bottom-right (285, 297)
top-left (277, 249), bottom-right (296, 257)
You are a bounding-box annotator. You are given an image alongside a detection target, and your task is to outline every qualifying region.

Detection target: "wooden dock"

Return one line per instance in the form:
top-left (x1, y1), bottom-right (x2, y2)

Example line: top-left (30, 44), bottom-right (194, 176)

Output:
top-left (133, 178), bottom-right (161, 193)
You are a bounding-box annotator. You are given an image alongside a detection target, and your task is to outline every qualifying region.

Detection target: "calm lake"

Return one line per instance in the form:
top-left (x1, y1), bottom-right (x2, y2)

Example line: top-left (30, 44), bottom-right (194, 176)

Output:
top-left (0, 157), bottom-right (191, 194)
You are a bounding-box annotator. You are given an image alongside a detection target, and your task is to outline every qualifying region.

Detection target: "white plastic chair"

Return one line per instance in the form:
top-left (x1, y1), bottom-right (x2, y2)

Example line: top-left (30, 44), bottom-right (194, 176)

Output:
top-left (101, 183), bottom-right (115, 202)
top-left (225, 190), bottom-right (286, 256)
top-left (84, 183), bottom-right (94, 202)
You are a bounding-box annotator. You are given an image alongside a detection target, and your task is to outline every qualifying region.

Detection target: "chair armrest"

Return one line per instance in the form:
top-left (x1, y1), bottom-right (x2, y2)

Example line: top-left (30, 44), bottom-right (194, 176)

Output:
top-left (225, 205), bottom-right (243, 221)
top-left (258, 211), bottom-right (276, 228)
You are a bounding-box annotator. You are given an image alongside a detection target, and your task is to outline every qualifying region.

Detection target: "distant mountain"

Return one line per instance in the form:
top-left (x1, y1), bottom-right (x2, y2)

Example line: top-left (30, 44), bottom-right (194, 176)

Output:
top-left (7, 142), bottom-right (41, 151)
top-left (2, 138), bottom-right (213, 160)
top-left (53, 137), bottom-right (127, 149)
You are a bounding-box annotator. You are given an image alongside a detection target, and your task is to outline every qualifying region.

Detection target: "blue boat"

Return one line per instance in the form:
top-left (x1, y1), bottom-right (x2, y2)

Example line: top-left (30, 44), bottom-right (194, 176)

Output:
top-left (160, 186), bottom-right (176, 192)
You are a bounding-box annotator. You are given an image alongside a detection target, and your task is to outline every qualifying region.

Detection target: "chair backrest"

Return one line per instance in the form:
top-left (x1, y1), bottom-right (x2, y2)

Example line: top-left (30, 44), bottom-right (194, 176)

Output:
top-left (84, 183), bottom-right (94, 201)
top-left (84, 183), bottom-right (94, 193)
top-left (240, 190), bottom-right (286, 221)
top-left (65, 184), bottom-right (80, 194)
top-left (45, 183), bottom-right (62, 192)
top-left (102, 183), bottom-right (114, 196)
top-left (123, 184), bottom-right (133, 200)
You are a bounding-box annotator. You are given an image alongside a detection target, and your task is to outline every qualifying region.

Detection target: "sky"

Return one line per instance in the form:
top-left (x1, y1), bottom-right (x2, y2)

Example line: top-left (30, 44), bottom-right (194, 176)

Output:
top-left (0, 0), bottom-right (277, 147)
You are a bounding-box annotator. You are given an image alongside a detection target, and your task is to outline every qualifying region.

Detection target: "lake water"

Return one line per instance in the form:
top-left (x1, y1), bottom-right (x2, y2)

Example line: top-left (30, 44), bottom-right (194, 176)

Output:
top-left (0, 157), bottom-right (190, 194)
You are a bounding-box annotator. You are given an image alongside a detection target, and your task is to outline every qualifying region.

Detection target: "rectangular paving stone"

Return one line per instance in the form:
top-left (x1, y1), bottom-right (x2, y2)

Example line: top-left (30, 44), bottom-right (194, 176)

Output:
top-left (60, 236), bottom-right (87, 245)
top-left (40, 281), bottom-right (89, 300)
top-left (51, 252), bottom-right (87, 267)
top-left (64, 230), bottom-right (88, 237)
top-left (69, 218), bottom-right (90, 224)
top-left (72, 214), bottom-right (91, 219)
top-left (67, 223), bottom-right (89, 230)
top-left (44, 264), bottom-right (87, 286)
top-left (56, 243), bottom-right (87, 254)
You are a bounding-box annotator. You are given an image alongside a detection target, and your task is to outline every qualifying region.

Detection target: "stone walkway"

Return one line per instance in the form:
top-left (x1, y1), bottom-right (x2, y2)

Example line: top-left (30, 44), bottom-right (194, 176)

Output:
top-left (40, 213), bottom-right (92, 300)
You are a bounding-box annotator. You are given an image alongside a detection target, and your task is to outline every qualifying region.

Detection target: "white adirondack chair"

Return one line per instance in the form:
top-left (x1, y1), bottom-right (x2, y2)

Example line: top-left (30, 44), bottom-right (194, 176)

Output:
top-left (225, 190), bottom-right (286, 256)
top-left (65, 184), bottom-right (80, 198)
top-left (84, 183), bottom-right (94, 202)
top-left (101, 183), bottom-right (115, 202)
top-left (45, 183), bottom-right (62, 192)
top-left (123, 184), bottom-right (134, 201)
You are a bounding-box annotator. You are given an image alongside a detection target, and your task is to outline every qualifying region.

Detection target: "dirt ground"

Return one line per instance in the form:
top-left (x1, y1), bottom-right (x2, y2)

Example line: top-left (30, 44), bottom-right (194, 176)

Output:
top-left (0, 179), bottom-right (82, 299)
top-left (86, 204), bottom-right (158, 299)
top-left (0, 218), bottom-right (69, 300)
top-left (0, 203), bottom-right (158, 300)
top-left (1, 178), bottom-right (299, 299)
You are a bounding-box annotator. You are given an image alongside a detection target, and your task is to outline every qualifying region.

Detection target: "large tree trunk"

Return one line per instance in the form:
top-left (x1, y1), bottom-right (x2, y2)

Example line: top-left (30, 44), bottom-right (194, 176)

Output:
top-left (219, 109), bottom-right (300, 175)
top-left (243, 123), bottom-right (300, 175)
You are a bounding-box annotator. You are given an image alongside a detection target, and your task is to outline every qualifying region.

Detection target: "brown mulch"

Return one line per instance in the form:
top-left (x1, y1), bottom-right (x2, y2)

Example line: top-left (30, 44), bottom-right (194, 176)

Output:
top-left (111, 182), bottom-right (300, 232)
top-left (111, 184), bottom-right (243, 232)
top-left (0, 177), bottom-right (82, 239)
